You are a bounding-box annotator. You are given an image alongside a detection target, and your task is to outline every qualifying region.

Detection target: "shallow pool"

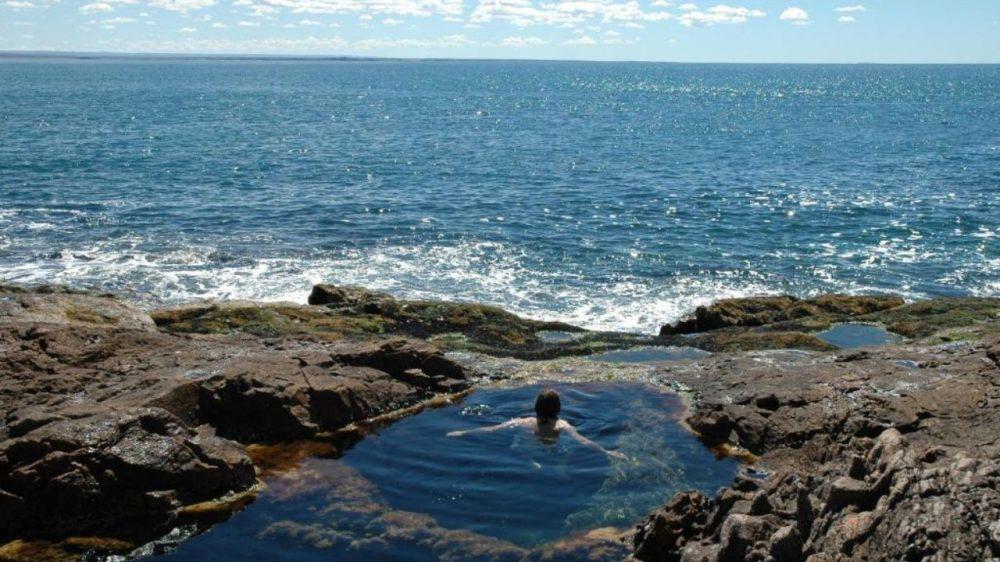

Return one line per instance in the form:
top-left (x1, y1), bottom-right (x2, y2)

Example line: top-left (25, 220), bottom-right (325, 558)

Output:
top-left (816, 323), bottom-right (901, 349)
top-left (588, 346), bottom-right (711, 363)
top-left (158, 383), bottom-right (738, 561)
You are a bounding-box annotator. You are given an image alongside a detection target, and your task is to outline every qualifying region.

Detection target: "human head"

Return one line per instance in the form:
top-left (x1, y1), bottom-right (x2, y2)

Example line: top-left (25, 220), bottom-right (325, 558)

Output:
top-left (534, 389), bottom-right (561, 422)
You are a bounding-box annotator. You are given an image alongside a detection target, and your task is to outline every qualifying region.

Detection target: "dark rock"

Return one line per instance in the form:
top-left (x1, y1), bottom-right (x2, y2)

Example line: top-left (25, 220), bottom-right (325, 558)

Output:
top-left (825, 477), bottom-right (872, 512)
top-left (717, 514), bottom-right (778, 561)
top-left (0, 407), bottom-right (254, 538)
top-left (660, 294), bottom-right (904, 336)
top-left (308, 284), bottom-right (392, 308)
top-left (634, 492), bottom-right (711, 561)
top-left (768, 525), bottom-right (803, 562)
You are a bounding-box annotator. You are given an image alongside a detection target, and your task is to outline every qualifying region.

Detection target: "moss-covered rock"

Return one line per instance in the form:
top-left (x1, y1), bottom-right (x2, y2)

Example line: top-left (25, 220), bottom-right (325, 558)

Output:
top-left (687, 330), bottom-right (837, 352)
top-left (859, 297), bottom-right (1000, 339)
top-left (152, 285), bottom-right (661, 359)
top-left (660, 294), bottom-right (905, 336)
top-left (151, 302), bottom-right (391, 341)
top-left (151, 288), bottom-right (1000, 358)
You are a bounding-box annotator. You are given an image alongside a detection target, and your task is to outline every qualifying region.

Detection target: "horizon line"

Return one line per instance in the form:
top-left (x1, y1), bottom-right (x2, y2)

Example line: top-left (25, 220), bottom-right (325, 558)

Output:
top-left (2, 50), bottom-right (999, 65)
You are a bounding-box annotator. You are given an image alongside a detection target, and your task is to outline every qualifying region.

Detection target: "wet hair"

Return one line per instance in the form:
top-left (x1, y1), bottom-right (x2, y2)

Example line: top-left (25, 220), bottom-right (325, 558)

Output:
top-left (534, 389), bottom-right (561, 422)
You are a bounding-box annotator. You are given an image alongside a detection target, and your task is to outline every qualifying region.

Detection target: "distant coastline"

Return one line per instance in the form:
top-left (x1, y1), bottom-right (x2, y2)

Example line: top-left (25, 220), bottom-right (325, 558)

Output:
top-left (2, 50), bottom-right (998, 64)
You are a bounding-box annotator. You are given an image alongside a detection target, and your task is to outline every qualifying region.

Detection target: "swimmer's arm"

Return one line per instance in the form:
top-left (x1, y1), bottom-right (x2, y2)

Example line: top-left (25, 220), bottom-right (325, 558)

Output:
top-left (447, 418), bottom-right (524, 437)
top-left (560, 422), bottom-right (628, 460)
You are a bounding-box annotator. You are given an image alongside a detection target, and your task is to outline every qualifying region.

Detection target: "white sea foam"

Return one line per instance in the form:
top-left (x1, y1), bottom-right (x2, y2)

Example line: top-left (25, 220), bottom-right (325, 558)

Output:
top-left (0, 238), bottom-right (935, 335)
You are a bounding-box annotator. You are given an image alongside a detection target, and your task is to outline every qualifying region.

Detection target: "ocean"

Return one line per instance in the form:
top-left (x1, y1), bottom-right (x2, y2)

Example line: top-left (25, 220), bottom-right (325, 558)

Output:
top-left (1, 60), bottom-right (997, 333)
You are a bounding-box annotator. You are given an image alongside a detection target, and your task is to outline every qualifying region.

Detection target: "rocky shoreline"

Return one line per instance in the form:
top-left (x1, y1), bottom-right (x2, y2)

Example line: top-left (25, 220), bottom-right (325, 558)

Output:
top-left (1, 284), bottom-right (998, 561)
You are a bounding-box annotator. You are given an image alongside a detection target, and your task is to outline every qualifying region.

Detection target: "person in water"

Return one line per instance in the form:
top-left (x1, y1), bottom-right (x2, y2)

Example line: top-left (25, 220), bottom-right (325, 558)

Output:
top-left (447, 389), bottom-right (627, 460)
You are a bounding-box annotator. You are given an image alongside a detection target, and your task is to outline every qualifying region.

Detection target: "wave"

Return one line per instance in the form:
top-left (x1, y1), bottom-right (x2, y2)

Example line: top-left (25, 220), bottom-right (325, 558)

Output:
top-left (0, 238), bottom-right (936, 334)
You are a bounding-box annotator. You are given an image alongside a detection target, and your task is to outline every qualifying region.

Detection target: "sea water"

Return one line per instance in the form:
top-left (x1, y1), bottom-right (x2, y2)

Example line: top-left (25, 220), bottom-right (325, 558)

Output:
top-left (1, 61), bottom-right (998, 333)
top-left (157, 383), bottom-right (738, 561)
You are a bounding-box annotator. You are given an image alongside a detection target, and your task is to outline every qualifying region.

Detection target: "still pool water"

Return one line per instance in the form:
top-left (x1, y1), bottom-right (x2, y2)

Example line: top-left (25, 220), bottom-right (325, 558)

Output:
top-left (816, 323), bottom-right (902, 349)
top-left (589, 346), bottom-right (711, 363)
top-left (158, 383), bottom-right (738, 561)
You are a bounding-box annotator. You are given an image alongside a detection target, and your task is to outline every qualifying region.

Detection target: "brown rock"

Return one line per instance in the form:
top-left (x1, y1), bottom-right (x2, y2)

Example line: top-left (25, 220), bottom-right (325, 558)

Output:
top-left (0, 407), bottom-right (254, 537)
top-left (660, 294), bottom-right (903, 335)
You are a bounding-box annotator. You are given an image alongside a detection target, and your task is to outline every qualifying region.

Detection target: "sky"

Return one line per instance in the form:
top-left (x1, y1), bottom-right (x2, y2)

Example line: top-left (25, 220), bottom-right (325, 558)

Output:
top-left (1, 1), bottom-right (999, 62)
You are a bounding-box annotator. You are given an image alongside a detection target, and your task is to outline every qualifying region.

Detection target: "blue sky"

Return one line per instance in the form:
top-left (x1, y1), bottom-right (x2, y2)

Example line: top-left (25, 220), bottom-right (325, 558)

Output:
top-left (1, 0), bottom-right (999, 61)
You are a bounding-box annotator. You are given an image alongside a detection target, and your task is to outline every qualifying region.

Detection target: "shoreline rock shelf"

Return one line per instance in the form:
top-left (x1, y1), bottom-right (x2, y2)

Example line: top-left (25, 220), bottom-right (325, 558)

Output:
top-left (1, 283), bottom-right (999, 561)
top-left (0, 286), bottom-right (475, 546)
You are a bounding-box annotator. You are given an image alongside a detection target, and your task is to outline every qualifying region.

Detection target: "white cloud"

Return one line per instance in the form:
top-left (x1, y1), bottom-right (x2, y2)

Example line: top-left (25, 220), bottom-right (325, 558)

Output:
top-left (80, 2), bottom-right (113, 12)
top-left (834, 5), bottom-right (864, 12)
top-left (837, 15), bottom-right (854, 23)
top-left (248, 0), bottom-right (463, 18)
top-left (102, 15), bottom-right (137, 22)
top-left (115, 34), bottom-right (348, 52)
top-left (677, 2), bottom-right (695, 10)
top-left (564, 34), bottom-right (595, 44)
top-left (211, 21), bottom-right (228, 26)
top-left (499, 34), bottom-right (545, 46)
top-left (5, 1), bottom-right (35, 9)
top-left (237, 19), bottom-right (260, 24)
top-left (358, 12), bottom-right (371, 18)
top-left (248, 3), bottom-right (278, 14)
top-left (179, 26), bottom-right (197, 31)
top-left (678, 4), bottom-right (764, 27)
top-left (470, 0), bottom-right (672, 28)
top-left (382, 16), bottom-right (403, 23)
top-left (149, 0), bottom-right (215, 10)
top-left (778, 6), bottom-right (807, 24)
top-left (299, 17), bottom-right (321, 23)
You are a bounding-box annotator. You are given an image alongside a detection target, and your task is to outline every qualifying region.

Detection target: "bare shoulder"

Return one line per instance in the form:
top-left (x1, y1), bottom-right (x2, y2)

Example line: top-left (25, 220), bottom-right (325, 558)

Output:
top-left (556, 419), bottom-right (576, 431)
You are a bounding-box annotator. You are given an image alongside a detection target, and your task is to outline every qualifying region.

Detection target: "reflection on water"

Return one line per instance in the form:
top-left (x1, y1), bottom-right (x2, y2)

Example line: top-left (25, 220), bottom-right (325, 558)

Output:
top-left (158, 383), bottom-right (737, 561)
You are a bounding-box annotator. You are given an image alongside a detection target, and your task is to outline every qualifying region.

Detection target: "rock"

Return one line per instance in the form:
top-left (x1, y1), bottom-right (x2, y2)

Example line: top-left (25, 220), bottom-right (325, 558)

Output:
top-left (767, 525), bottom-right (803, 562)
top-left (308, 284), bottom-right (392, 309)
top-left (660, 294), bottom-right (904, 336)
top-left (825, 477), bottom-right (873, 512)
top-left (0, 285), bottom-right (156, 331)
top-left (155, 284), bottom-right (629, 360)
top-left (634, 328), bottom-right (1000, 562)
top-left (717, 514), bottom-right (778, 561)
top-left (633, 492), bottom-right (712, 562)
top-left (688, 330), bottom-right (837, 353)
top-left (0, 407), bottom-right (254, 537)
top-left (0, 300), bottom-right (476, 542)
